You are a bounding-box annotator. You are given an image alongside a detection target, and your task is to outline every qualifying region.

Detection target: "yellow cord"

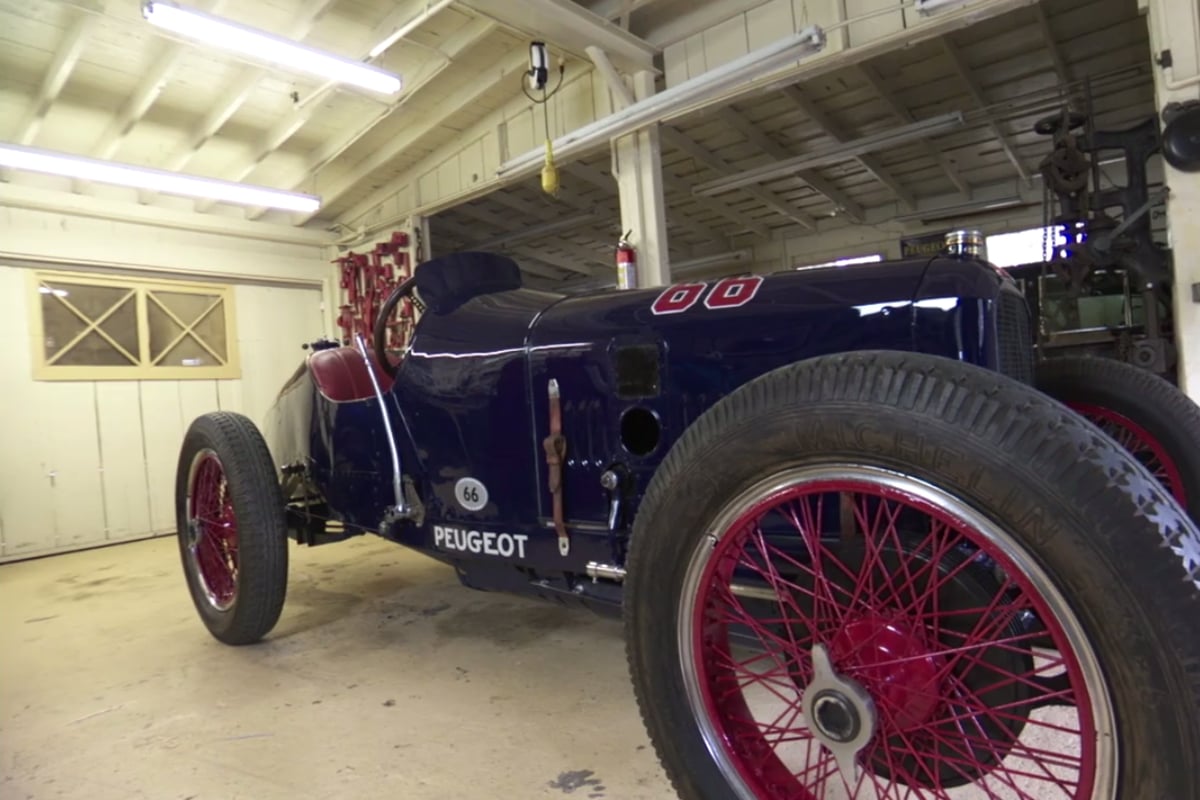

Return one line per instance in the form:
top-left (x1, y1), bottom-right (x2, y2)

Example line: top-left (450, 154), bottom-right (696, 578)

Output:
top-left (541, 138), bottom-right (559, 197)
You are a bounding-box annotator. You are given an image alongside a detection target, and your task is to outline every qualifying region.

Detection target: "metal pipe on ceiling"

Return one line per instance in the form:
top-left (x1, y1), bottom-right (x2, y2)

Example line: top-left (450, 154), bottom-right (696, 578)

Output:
top-left (495, 26), bottom-right (827, 182)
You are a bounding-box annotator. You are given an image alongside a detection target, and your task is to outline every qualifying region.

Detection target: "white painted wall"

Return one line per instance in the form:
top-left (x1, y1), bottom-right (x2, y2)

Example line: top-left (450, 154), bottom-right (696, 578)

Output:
top-left (0, 206), bottom-right (335, 560)
top-left (1144, 0), bottom-right (1200, 399)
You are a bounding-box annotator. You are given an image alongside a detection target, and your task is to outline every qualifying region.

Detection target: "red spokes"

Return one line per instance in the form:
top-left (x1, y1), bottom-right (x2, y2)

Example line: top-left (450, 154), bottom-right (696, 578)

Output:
top-left (688, 477), bottom-right (1101, 799)
top-left (188, 452), bottom-right (238, 610)
top-left (1070, 402), bottom-right (1186, 507)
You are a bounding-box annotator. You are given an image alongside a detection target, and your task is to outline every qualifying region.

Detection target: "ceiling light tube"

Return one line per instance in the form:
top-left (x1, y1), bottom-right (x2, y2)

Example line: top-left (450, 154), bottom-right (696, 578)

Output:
top-left (693, 112), bottom-right (965, 197)
top-left (143, 1), bottom-right (402, 95)
top-left (0, 143), bottom-right (321, 213)
top-left (914, 0), bottom-right (974, 15)
top-left (496, 27), bottom-right (827, 181)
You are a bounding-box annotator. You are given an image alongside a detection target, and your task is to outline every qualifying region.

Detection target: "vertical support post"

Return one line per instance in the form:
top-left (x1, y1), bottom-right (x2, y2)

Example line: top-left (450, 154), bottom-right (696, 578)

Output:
top-left (613, 71), bottom-right (671, 288)
top-left (1145, 0), bottom-right (1200, 398)
top-left (410, 214), bottom-right (433, 263)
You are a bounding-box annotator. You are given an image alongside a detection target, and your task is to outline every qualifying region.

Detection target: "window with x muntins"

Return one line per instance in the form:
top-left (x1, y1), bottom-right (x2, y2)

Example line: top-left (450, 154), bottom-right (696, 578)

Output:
top-left (31, 271), bottom-right (239, 381)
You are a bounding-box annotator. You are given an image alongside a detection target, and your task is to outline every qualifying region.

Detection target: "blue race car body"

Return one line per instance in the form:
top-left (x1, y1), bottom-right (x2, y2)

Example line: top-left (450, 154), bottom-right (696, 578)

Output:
top-left (262, 251), bottom-right (1032, 613)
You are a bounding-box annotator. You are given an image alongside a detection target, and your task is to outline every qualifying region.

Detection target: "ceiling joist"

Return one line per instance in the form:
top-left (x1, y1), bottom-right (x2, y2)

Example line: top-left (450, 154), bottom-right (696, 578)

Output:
top-left (716, 107), bottom-right (865, 223)
top-left (12, 10), bottom-right (98, 147)
top-left (856, 64), bottom-right (971, 197)
top-left (661, 127), bottom-right (815, 232)
top-left (781, 86), bottom-right (916, 210)
top-left (311, 45), bottom-right (529, 226)
top-left (939, 37), bottom-right (1030, 183)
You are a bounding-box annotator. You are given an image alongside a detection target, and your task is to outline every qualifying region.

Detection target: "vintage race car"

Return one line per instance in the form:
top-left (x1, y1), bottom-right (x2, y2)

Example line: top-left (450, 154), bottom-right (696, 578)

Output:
top-left (175, 243), bottom-right (1200, 799)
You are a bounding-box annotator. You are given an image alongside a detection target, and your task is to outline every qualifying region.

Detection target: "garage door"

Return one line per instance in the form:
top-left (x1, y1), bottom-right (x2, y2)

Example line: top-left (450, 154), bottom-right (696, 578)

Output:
top-left (0, 266), bottom-right (325, 561)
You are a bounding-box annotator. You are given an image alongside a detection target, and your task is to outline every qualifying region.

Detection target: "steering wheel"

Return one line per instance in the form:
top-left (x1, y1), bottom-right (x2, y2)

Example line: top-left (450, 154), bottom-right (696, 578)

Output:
top-left (373, 275), bottom-right (418, 378)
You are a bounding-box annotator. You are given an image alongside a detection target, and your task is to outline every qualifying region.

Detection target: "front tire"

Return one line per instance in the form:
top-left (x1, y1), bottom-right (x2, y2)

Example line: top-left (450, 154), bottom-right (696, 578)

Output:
top-left (176, 412), bottom-right (288, 645)
top-left (625, 351), bottom-right (1200, 800)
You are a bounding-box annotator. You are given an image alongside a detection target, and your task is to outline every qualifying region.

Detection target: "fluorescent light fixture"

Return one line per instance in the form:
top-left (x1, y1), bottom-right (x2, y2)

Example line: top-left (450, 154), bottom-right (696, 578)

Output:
top-left (0, 143), bottom-right (321, 213)
top-left (915, 0), bottom-right (973, 15)
top-left (694, 112), bottom-right (965, 196)
top-left (497, 27), bottom-right (827, 181)
top-left (143, 1), bottom-right (402, 95)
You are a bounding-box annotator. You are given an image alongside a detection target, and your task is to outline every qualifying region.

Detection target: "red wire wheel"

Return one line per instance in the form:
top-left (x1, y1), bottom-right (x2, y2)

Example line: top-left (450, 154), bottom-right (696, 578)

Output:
top-left (1068, 403), bottom-right (1186, 507)
top-left (175, 412), bottom-right (288, 645)
top-left (185, 449), bottom-right (239, 611)
top-left (676, 465), bottom-right (1116, 799)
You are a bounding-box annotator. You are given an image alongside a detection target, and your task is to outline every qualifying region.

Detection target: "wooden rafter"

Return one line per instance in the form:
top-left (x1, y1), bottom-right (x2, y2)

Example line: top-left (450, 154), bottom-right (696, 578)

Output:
top-left (781, 86), bottom-right (916, 210)
top-left (716, 107), bottom-right (865, 223)
top-left (856, 64), bottom-right (970, 196)
top-left (940, 37), bottom-right (1030, 182)
top-left (661, 127), bottom-right (814, 232)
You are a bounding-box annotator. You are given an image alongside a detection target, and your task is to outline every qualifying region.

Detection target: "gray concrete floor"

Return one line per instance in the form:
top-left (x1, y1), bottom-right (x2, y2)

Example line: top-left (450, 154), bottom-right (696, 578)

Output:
top-left (1, 536), bottom-right (675, 800)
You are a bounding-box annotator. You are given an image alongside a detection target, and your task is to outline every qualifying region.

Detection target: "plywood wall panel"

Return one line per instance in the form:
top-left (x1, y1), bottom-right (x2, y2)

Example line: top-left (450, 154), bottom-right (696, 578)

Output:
top-left (138, 380), bottom-right (185, 535)
top-left (95, 382), bottom-right (152, 541)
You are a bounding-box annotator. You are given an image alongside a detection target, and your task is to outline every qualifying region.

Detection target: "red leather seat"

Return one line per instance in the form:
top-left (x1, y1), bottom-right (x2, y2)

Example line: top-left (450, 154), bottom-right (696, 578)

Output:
top-left (308, 346), bottom-right (394, 402)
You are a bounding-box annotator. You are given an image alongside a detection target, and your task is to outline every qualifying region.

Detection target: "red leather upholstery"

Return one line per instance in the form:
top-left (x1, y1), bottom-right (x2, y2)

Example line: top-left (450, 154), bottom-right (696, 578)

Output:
top-left (308, 346), bottom-right (394, 402)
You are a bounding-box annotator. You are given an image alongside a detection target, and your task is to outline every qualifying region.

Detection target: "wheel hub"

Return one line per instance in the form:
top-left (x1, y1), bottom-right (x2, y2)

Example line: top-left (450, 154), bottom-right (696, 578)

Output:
top-left (801, 644), bottom-right (875, 782)
top-left (830, 614), bottom-right (941, 730)
top-left (185, 517), bottom-right (200, 548)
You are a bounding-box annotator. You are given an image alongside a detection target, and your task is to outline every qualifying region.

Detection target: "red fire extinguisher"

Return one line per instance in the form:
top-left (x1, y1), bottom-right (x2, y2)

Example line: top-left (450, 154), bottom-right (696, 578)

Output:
top-left (616, 231), bottom-right (636, 290)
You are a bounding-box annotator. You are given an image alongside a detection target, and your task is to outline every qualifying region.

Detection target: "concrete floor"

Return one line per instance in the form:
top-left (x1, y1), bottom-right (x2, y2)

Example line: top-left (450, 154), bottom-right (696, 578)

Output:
top-left (1, 536), bottom-right (675, 800)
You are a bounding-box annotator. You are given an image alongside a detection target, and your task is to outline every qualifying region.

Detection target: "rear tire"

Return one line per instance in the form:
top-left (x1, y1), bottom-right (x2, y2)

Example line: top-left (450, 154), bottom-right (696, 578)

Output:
top-left (625, 351), bottom-right (1200, 800)
top-left (176, 412), bottom-right (288, 645)
top-left (1036, 355), bottom-right (1200, 515)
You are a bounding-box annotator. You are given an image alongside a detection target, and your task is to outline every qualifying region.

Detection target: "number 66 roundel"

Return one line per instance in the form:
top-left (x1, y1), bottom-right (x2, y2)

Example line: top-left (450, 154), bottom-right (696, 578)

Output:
top-left (650, 276), bottom-right (764, 315)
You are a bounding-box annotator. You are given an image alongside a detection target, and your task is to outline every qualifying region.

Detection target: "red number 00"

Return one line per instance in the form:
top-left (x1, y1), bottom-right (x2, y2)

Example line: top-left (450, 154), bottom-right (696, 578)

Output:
top-left (705, 276), bottom-right (763, 309)
top-left (650, 282), bottom-right (707, 315)
top-left (650, 276), bottom-right (763, 316)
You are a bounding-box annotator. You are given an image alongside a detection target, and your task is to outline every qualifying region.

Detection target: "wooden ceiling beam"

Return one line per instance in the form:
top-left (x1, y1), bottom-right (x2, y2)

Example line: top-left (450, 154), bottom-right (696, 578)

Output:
top-left (781, 86), bottom-right (916, 210)
top-left (856, 63), bottom-right (970, 197)
top-left (716, 107), bottom-right (865, 223)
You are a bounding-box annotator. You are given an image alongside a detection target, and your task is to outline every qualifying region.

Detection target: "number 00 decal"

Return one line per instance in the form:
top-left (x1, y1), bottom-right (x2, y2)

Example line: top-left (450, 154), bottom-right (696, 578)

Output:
top-left (650, 276), bottom-right (763, 316)
top-left (650, 282), bottom-right (707, 315)
top-left (705, 276), bottom-right (764, 309)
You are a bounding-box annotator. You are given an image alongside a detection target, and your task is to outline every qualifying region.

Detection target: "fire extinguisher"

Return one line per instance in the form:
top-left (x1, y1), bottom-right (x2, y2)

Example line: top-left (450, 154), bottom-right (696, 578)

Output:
top-left (616, 231), bottom-right (637, 290)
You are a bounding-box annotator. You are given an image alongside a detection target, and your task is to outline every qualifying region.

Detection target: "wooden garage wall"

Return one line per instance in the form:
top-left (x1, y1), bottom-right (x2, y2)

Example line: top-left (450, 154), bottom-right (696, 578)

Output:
top-left (0, 206), bottom-right (336, 561)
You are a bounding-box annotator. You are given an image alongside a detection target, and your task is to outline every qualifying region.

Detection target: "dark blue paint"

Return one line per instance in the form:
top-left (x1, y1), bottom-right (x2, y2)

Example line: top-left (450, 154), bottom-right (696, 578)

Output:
top-left (279, 255), bottom-right (1023, 610)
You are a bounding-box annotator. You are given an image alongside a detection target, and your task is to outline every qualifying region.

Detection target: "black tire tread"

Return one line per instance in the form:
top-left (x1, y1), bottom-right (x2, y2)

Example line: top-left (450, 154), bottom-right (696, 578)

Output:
top-left (1036, 354), bottom-right (1200, 515)
top-left (176, 411), bottom-right (288, 645)
top-left (625, 350), bottom-right (1200, 800)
